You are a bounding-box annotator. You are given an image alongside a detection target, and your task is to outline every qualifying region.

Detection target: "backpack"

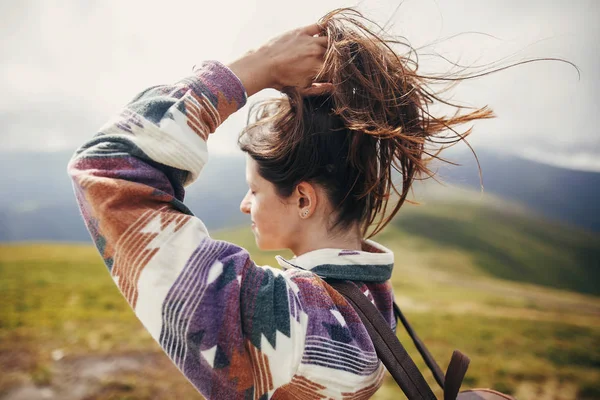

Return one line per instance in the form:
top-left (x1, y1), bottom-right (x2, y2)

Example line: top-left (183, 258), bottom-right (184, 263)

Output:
top-left (325, 279), bottom-right (516, 400)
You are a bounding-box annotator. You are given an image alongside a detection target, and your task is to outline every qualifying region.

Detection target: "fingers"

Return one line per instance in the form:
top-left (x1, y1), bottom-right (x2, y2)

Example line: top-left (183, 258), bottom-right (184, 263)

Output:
top-left (298, 23), bottom-right (328, 48)
top-left (313, 35), bottom-right (329, 48)
top-left (301, 23), bottom-right (324, 37)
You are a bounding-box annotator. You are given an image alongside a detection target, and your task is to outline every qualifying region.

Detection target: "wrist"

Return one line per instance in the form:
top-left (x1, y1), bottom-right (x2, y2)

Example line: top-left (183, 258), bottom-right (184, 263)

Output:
top-left (227, 50), bottom-right (274, 97)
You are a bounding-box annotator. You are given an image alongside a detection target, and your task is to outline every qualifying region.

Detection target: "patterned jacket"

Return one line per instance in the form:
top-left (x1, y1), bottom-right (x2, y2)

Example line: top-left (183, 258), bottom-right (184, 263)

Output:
top-left (67, 60), bottom-right (397, 399)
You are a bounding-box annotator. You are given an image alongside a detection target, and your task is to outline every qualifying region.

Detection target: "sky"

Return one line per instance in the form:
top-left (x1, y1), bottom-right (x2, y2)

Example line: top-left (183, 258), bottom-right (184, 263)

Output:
top-left (1, 0), bottom-right (598, 171)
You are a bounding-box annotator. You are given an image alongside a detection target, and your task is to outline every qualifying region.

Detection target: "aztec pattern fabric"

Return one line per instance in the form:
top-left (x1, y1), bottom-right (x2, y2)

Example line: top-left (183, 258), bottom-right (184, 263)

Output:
top-left (67, 60), bottom-right (398, 399)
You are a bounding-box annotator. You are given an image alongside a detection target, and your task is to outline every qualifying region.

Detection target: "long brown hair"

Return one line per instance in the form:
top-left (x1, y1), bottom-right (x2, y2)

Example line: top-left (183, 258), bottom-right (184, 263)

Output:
top-left (237, 7), bottom-right (576, 240)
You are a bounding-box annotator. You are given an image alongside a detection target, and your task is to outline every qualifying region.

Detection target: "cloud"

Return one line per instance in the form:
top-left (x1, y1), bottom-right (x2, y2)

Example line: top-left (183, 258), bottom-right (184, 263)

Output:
top-left (1, 0), bottom-right (598, 170)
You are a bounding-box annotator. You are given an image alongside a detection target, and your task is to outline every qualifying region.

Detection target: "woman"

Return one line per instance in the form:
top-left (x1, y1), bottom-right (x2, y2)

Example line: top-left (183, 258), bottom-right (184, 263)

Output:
top-left (68, 8), bottom-right (493, 399)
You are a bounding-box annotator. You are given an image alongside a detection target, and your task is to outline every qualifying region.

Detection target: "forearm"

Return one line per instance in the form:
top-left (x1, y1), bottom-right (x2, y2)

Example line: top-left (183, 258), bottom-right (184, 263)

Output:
top-left (71, 60), bottom-right (247, 187)
top-left (227, 50), bottom-right (274, 97)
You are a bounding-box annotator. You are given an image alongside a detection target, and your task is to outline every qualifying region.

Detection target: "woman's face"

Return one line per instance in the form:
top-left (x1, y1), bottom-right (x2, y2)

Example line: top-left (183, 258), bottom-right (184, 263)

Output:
top-left (239, 154), bottom-right (299, 251)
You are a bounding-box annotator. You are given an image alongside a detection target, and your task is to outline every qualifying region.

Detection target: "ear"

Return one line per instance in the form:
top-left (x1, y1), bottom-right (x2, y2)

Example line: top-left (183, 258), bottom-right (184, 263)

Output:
top-left (294, 181), bottom-right (318, 214)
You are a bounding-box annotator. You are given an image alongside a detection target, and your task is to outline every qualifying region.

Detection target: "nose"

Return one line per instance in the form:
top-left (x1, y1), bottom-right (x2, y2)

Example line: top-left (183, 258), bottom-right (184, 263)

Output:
top-left (240, 189), bottom-right (251, 215)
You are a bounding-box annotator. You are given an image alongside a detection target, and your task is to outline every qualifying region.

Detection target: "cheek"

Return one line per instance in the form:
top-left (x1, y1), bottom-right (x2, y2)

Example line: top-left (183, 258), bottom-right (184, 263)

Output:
top-left (251, 196), bottom-right (260, 216)
top-left (251, 197), bottom-right (264, 226)
top-left (255, 198), bottom-right (286, 229)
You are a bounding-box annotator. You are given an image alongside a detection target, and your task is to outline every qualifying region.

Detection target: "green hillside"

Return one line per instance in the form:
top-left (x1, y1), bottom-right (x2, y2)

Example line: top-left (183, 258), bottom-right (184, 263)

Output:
top-left (388, 199), bottom-right (600, 296)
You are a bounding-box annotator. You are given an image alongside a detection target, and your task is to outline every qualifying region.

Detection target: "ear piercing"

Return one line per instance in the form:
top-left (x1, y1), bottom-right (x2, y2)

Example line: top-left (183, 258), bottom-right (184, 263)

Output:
top-left (301, 208), bottom-right (310, 218)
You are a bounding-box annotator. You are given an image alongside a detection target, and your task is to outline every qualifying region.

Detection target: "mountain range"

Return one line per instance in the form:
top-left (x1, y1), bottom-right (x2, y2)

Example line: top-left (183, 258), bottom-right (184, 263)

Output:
top-left (0, 147), bottom-right (598, 242)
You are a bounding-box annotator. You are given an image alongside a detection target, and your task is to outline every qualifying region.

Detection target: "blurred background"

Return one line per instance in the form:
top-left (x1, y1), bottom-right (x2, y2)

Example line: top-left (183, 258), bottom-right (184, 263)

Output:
top-left (0, 0), bottom-right (598, 399)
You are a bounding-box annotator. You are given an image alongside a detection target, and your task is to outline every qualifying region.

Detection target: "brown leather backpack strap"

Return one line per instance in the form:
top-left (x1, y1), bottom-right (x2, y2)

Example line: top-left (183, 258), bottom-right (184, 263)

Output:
top-left (327, 279), bottom-right (437, 400)
top-left (444, 350), bottom-right (470, 400)
top-left (393, 302), bottom-right (446, 389)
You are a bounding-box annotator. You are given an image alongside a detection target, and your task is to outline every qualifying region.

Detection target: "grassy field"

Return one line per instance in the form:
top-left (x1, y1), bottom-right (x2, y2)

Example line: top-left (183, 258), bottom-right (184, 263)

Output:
top-left (1, 197), bottom-right (599, 399)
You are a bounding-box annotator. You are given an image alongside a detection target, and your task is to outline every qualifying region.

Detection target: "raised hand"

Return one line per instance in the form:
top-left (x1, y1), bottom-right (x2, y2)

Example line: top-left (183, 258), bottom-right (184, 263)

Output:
top-left (228, 23), bottom-right (331, 96)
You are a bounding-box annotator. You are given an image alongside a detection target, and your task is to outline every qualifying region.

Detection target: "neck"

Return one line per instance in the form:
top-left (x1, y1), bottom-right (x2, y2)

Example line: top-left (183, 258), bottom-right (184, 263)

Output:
top-left (290, 225), bottom-right (363, 257)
